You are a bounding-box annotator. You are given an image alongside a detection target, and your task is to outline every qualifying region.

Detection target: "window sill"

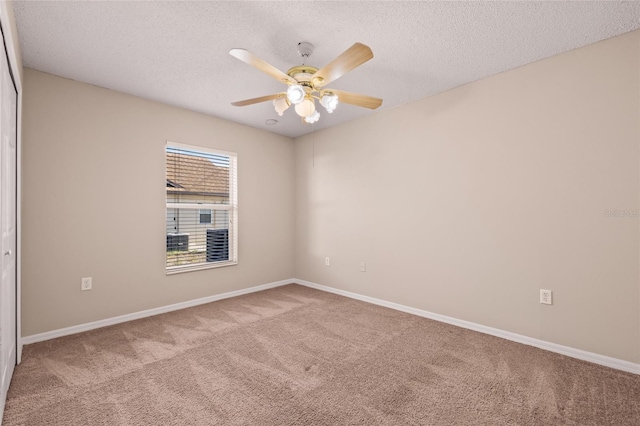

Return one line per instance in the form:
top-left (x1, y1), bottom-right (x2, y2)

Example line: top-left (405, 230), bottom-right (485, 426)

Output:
top-left (166, 260), bottom-right (237, 275)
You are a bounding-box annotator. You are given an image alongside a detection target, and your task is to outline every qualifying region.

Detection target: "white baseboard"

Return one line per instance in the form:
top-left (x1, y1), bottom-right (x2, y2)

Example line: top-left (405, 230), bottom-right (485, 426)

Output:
top-left (295, 278), bottom-right (640, 376)
top-left (21, 279), bottom-right (295, 345)
top-left (20, 277), bottom-right (640, 376)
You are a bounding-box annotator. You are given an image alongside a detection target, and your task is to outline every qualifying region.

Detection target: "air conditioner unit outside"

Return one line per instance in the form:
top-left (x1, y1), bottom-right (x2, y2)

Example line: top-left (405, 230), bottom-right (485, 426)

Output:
top-left (206, 229), bottom-right (229, 262)
top-left (167, 233), bottom-right (189, 252)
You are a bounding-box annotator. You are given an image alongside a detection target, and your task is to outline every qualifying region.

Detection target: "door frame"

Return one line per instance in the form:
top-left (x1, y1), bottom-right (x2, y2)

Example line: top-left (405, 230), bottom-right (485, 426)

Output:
top-left (0, 3), bottom-right (23, 365)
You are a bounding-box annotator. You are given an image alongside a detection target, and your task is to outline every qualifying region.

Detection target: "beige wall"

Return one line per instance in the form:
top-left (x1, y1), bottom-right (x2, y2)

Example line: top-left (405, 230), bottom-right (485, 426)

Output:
top-left (22, 69), bottom-right (295, 336)
top-left (295, 31), bottom-right (640, 363)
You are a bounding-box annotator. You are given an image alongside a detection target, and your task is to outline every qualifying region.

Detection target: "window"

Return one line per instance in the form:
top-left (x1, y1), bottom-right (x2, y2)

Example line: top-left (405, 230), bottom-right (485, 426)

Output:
top-left (166, 141), bottom-right (237, 273)
top-left (199, 209), bottom-right (212, 224)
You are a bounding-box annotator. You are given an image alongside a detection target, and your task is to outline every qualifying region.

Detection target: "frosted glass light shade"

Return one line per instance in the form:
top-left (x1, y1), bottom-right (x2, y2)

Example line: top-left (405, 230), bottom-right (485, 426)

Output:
top-left (295, 98), bottom-right (315, 117)
top-left (304, 110), bottom-right (320, 124)
top-left (320, 93), bottom-right (339, 113)
top-left (273, 97), bottom-right (290, 116)
top-left (286, 85), bottom-right (305, 105)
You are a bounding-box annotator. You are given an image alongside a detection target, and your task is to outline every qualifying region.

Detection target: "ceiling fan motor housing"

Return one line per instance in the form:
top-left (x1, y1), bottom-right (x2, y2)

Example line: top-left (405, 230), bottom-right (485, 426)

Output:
top-left (287, 65), bottom-right (319, 88)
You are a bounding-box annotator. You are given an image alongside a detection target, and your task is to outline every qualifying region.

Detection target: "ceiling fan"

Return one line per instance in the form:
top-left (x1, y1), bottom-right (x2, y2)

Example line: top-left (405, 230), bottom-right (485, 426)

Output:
top-left (229, 42), bottom-right (382, 124)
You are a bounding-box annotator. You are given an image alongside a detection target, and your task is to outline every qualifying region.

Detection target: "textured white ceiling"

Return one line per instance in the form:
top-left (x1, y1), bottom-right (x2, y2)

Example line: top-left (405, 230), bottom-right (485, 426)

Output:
top-left (13, 1), bottom-right (640, 138)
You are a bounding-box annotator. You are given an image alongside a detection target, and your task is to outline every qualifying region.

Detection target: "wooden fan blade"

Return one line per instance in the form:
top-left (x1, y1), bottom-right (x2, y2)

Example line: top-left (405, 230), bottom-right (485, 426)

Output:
top-left (231, 93), bottom-right (283, 107)
top-left (330, 89), bottom-right (382, 110)
top-left (229, 48), bottom-right (296, 85)
top-left (312, 43), bottom-right (373, 87)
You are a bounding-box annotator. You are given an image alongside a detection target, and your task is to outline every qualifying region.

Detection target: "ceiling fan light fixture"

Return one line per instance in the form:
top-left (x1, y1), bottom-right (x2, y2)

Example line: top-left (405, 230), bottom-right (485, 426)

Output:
top-left (295, 98), bottom-right (315, 118)
top-left (286, 85), bottom-right (306, 105)
top-left (320, 92), bottom-right (339, 113)
top-left (230, 42), bottom-right (381, 126)
top-left (304, 110), bottom-right (320, 124)
top-left (273, 97), bottom-right (290, 116)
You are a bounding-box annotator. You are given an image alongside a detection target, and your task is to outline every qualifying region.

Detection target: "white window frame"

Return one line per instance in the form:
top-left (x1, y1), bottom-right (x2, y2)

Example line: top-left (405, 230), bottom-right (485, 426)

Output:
top-left (166, 141), bottom-right (238, 274)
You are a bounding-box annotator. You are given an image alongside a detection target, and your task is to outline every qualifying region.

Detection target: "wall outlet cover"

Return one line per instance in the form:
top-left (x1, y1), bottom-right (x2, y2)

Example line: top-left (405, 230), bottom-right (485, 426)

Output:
top-left (81, 277), bottom-right (92, 291)
top-left (540, 289), bottom-right (552, 305)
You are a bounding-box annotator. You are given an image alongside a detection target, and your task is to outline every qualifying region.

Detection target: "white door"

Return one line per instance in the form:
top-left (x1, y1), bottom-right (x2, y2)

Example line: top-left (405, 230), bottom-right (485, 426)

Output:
top-left (0, 28), bottom-right (17, 412)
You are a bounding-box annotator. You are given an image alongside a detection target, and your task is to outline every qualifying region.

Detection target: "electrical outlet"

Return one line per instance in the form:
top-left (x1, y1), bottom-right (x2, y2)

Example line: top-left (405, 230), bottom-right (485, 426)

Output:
top-left (360, 261), bottom-right (366, 272)
top-left (81, 277), bottom-right (92, 291)
top-left (540, 289), bottom-right (552, 305)
top-left (325, 257), bottom-right (330, 266)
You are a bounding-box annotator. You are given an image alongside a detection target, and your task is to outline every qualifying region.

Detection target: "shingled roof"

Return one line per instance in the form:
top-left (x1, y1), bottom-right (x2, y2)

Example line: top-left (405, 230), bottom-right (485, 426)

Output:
top-left (166, 152), bottom-right (229, 197)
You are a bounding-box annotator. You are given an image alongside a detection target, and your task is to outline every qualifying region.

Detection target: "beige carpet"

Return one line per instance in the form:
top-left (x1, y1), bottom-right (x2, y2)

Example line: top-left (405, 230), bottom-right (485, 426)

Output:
top-left (4, 284), bottom-right (640, 425)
